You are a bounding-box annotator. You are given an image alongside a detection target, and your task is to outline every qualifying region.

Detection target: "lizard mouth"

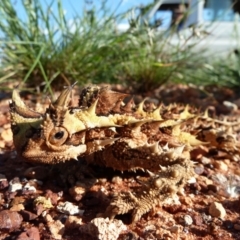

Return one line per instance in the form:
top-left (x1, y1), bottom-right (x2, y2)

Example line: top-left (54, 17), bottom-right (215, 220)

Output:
top-left (21, 144), bottom-right (87, 164)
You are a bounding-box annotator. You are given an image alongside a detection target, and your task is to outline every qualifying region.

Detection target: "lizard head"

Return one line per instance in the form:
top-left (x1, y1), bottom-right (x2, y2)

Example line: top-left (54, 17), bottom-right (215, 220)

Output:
top-left (10, 87), bottom-right (88, 163)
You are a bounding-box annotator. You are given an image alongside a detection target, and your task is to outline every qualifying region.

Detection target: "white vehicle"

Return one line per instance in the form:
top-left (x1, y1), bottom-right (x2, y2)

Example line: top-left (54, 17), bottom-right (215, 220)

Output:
top-left (143, 0), bottom-right (240, 57)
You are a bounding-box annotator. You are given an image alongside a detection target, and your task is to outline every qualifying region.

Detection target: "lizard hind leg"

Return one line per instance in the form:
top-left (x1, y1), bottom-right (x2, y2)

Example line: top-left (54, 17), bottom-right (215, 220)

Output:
top-left (104, 160), bottom-right (194, 223)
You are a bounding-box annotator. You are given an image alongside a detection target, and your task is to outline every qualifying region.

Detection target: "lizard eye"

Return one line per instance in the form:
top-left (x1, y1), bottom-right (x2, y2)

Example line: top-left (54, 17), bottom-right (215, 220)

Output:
top-left (54, 131), bottom-right (64, 139)
top-left (49, 127), bottom-right (68, 146)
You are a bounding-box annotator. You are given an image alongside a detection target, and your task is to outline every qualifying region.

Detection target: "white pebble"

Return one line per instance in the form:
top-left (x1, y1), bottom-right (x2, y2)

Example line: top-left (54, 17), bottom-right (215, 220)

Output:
top-left (79, 217), bottom-right (127, 240)
top-left (8, 181), bottom-right (22, 192)
top-left (57, 201), bottom-right (84, 216)
top-left (22, 183), bottom-right (37, 192)
top-left (183, 215), bottom-right (193, 226)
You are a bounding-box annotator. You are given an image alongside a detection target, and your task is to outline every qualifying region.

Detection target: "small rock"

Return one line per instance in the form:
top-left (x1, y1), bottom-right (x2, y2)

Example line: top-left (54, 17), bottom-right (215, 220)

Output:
top-left (202, 213), bottom-right (212, 223)
top-left (69, 186), bottom-right (86, 201)
top-left (0, 210), bottom-right (23, 230)
top-left (187, 177), bottom-right (196, 184)
top-left (199, 175), bottom-right (213, 185)
top-left (232, 154), bottom-right (240, 162)
top-left (20, 210), bottom-right (38, 221)
top-left (182, 215), bottom-right (193, 226)
top-left (120, 231), bottom-right (139, 240)
top-left (33, 196), bottom-right (53, 209)
top-left (57, 201), bottom-right (84, 215)
top-left (45, 190), bottom-right (60, 205)
top-left (234, 224), bottom-right (240, 231)
top-left (164, 202), bottom-right (182, 214)
top-left (65, 216), bottom-right (82, 229)
top-left (191, 147), bottom-right (208, 160)
top-left (10, 203), bottom-right (25, 211)
top-left (8, 180), bottom-right (22, 193)
top-left (168, 225), bottom-right (181, 233)
top-left (214, 161), bottom-right (228, 172)
top-left (189, 182), bottom-right (201, 193)
top-left (200, 156), bottom-right (211, 165)
top-left (98, 178), bottom-right (107, 184)
top-left (79, 217), bottom-right (127, 240)
top-left (180, 196), bottom-right (192, 206)
top-left (1, 128), bottom-right (12, 142)
top-left (0, 174), bottom-right (8, 189)
top-left (35, 204), bottom-right (44, 216)
top-left (22, 183), bottom-right (37, 194)
top-left (10, 196), bottom-right (25, 207)
top-left (207, 184), bottom-right (218, 193)
top-left (144, 224), bottom-right (156, 232)
top-left (209, 202), bottom-right (226, 219)
top-left (223, 159), bottom-right (230, 165)
top-left (192, 214), bottom-right (203, 225)
top-left (47, 219), bottom-right (65, 240)
top-left (207, 222), bottom-right (219, 233)
top-left (16, 227), bottom-right (40, 240)
top-left (112, 176), bottom-right (123, 184)
top-left (45, 213), bottom-right (53, 222)
top-left (194, 165), bottom-right (204, 175)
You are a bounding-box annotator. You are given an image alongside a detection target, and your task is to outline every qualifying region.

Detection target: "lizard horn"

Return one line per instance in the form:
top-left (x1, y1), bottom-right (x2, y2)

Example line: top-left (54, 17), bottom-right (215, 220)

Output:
top-left (10, 89), bottom-right (42, 119)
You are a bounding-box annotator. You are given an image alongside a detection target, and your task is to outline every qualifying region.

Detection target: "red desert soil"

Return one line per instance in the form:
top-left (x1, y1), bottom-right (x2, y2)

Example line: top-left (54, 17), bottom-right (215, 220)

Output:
top-left (0, 84), bottom-right (240, 240)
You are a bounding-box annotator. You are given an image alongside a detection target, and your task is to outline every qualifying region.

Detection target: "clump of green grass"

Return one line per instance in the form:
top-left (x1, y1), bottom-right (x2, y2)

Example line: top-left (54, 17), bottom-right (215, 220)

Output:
top-left (106, 10), bottom-right (201, 92)
top-left (0, 0), bottom-right (132, 92)
top-left (202, 52), bottom-right (240, 87)
top-left (0, 0), bottom-right (200, 93)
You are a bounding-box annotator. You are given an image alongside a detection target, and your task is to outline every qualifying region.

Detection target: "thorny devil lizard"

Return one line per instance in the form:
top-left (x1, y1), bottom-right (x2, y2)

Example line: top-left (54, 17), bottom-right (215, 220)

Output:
top-left (10, 85), bottom-right (240, 222)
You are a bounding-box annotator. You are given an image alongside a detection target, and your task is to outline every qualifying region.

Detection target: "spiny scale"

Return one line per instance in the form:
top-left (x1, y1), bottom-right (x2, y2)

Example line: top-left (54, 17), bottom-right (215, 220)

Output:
top-left (10, 85), bottom-right (240, 222)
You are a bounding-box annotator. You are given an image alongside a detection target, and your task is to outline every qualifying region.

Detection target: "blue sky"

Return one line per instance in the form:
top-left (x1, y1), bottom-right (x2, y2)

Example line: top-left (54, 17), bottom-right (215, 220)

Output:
top-left (54, 0), bottom-right (153, 17)
top-left (15, 0), bottom-right (154, 20)
top-left (12, 0), bottom-right (154, 32)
